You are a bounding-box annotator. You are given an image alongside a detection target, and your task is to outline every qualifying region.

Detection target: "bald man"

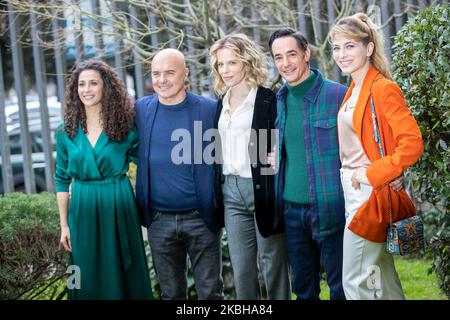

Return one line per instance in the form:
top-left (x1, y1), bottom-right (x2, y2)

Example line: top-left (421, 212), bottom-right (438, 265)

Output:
top-left (134, 49), bottom-right (224, 300)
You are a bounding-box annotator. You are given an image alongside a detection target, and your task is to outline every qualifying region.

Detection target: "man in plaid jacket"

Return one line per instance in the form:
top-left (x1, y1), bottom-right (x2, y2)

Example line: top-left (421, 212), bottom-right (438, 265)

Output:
top-left (269, 28), bottom-right (347, 300)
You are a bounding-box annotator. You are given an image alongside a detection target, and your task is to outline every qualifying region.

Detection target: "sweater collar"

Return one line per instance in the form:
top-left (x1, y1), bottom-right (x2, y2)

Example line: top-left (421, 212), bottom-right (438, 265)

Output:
top-left (286, 69), bottom-right (317, 96)
top-left (277, 68), bottom-right (325, 103)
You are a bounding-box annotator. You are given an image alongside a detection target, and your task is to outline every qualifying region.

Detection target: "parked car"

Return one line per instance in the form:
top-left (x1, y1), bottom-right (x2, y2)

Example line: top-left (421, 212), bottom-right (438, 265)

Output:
top-left (0, 96), bottom-right (62, 194)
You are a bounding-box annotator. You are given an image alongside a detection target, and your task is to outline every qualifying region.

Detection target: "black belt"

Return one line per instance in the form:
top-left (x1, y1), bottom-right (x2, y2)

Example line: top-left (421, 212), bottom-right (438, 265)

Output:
top-left (157, 208), bottom-right (198, 215)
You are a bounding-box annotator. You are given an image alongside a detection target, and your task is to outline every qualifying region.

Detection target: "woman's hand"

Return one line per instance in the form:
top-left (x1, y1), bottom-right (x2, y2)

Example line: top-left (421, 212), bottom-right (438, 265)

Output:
top-left (60, 225), bottom-right (72, 252)
top-left (351, 167), bottom-right (370, 190)
top-left (389, 175), bottom-right (404, 192)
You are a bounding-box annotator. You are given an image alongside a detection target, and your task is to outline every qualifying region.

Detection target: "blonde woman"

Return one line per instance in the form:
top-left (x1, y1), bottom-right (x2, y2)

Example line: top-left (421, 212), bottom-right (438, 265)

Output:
top-left (330, 14), bottom-right (423, 299)
top-left (209, 34), bottom-right (291, 300)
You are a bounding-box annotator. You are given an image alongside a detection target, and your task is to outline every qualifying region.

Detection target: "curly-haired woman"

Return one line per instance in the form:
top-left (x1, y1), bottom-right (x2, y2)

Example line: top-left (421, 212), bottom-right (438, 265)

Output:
top-left (55, 59), bottom-right (152, 300)
top-left (209, 34), bottom-right (291, 299)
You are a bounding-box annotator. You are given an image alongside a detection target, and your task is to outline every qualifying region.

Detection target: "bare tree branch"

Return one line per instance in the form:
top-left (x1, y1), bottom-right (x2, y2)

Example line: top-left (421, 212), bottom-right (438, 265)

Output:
top-left (1, 0), bottom-right (422, 88)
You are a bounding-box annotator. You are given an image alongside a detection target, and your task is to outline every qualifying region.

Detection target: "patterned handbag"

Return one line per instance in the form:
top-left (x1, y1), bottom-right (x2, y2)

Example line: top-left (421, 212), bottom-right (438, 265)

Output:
top-left (386, 215), bottom-right (425, 255)
top-left (370, 93), bottom-right (425, 256)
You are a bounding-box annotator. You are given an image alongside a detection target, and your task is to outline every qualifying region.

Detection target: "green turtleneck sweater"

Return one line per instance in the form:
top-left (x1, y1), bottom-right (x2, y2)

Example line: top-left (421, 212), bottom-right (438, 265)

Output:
top-left (283, 70), bottom-right (316, 204)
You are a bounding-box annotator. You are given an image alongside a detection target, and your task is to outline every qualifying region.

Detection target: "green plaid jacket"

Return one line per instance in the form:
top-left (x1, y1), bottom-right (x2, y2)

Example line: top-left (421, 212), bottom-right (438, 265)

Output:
top-left (275, 68), bottom-right (347, 238)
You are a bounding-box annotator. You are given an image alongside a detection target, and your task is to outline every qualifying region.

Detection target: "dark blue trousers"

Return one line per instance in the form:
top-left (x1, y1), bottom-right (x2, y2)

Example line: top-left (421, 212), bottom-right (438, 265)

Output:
top-left (284, 201), bottom-right (345, 300)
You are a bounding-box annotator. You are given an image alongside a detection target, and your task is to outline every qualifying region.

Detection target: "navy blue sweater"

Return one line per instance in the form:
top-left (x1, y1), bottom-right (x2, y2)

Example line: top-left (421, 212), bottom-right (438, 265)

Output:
top-left (149, 99), bottom-right (198, 211)
top-left (134, 91), bottom-right (222, 232)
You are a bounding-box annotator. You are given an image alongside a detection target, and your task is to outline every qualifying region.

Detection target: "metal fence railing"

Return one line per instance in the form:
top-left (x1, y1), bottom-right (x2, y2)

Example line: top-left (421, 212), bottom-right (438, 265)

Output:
top-left (0, 0), bottom-right (445, 194)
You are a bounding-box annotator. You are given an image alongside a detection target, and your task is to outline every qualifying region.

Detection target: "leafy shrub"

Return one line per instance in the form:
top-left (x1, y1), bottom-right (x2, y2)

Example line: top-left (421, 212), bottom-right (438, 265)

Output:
top-left (0, 191), bottom-right (236, 300)
top-left (428, 235), bottom-right (450, 299)
top-left (392, 5), bottom-right (449, 298)
top-left (0, 192), bottom-right (67, 299)
top-left (392, 5), bottom-right (449, 209)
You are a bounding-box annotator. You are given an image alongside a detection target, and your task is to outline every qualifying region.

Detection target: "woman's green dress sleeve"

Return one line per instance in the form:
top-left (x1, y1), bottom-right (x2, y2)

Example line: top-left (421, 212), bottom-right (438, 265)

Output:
top-left (54, 128), bottom-right (72, 192)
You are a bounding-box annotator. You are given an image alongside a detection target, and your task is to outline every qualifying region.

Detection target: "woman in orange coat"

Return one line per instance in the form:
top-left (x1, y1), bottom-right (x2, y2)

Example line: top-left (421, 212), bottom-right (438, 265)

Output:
top-left (329, 13), bottom-right (423, 299)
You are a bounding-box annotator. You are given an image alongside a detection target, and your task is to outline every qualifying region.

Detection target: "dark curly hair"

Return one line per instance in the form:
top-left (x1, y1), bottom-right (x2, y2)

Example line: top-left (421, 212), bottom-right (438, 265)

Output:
top-left (63, 59), bottom-right (134, 141)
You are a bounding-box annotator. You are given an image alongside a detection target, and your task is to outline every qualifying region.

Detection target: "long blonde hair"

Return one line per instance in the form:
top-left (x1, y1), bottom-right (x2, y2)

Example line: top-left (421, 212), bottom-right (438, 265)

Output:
top-left (329, 13), bottom-right (392, 80)
top-left (209, 33), bottom-right (268, 95)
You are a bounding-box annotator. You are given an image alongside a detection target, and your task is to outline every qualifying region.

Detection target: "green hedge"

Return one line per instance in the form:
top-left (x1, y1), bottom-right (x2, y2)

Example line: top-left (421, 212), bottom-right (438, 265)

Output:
top-left (0, 192), bottom-right (236, 300)
top-left (0, 192), bottom-right (67, 299)
top-left (392, 5), bottom-right (449, 299)
top-left (393, 5), bottom-right (449, 208)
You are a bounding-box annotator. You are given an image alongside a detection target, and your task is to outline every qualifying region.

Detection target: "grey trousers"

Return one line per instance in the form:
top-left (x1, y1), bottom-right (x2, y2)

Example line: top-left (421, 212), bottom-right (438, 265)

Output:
top-left (222, 175), bottom-right (291, 300)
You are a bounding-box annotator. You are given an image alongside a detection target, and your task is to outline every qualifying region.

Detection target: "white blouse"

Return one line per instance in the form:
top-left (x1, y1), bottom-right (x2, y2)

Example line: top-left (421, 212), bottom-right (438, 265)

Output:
top-left (218, 87), bottom-right (257, 178)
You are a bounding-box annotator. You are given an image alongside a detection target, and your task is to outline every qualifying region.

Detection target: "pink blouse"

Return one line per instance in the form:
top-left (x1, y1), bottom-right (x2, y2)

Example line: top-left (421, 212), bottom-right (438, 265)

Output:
top-left (337, 101), bottom-right (371, 169)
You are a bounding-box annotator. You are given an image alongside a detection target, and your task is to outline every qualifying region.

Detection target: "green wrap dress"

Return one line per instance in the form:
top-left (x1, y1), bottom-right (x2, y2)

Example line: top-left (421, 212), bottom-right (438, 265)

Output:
top-left (55, 125), bottom-right (152, 300)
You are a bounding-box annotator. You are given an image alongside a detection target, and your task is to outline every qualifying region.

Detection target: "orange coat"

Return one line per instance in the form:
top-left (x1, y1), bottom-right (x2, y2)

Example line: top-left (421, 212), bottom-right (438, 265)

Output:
top-left (340, 66), bottom-right (424, 243)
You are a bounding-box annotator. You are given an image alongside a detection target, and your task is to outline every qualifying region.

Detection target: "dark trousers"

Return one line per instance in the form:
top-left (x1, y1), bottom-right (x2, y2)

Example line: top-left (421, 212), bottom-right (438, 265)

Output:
top-left (284, 201), bottom-right (345, 300)
top-left (148, 210), bottom-right (224, 300)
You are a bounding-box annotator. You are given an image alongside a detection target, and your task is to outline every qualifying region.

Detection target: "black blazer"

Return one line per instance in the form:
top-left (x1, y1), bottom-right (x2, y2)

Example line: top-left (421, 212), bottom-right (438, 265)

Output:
top-left (214, 86), bottom-right (284, 237)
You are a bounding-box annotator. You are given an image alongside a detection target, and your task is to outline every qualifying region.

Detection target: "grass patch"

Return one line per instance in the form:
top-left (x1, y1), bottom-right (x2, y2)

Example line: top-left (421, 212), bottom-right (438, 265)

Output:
top-left (35, 258), bottom-right (446, 300)
top-left (394, 257), bottom-right (446, 300)
top-left (26, 278), bottom-right (67, 300)
top-left (318, 257), bottom-right (446, 300)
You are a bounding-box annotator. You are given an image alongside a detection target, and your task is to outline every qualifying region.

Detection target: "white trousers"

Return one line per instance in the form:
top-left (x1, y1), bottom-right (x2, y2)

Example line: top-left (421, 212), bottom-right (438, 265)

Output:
top-left (340, 168), bottom-right (405, 300)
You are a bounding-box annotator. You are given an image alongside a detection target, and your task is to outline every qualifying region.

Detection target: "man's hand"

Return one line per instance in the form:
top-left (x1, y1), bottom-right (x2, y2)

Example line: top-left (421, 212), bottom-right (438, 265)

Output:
top-left (267, 145), bottom-right (277, 171)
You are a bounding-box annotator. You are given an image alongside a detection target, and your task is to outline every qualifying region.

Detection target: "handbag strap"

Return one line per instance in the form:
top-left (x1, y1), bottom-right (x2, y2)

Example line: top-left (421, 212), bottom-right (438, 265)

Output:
top-left (370, 93), bottom-right (394, 229)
